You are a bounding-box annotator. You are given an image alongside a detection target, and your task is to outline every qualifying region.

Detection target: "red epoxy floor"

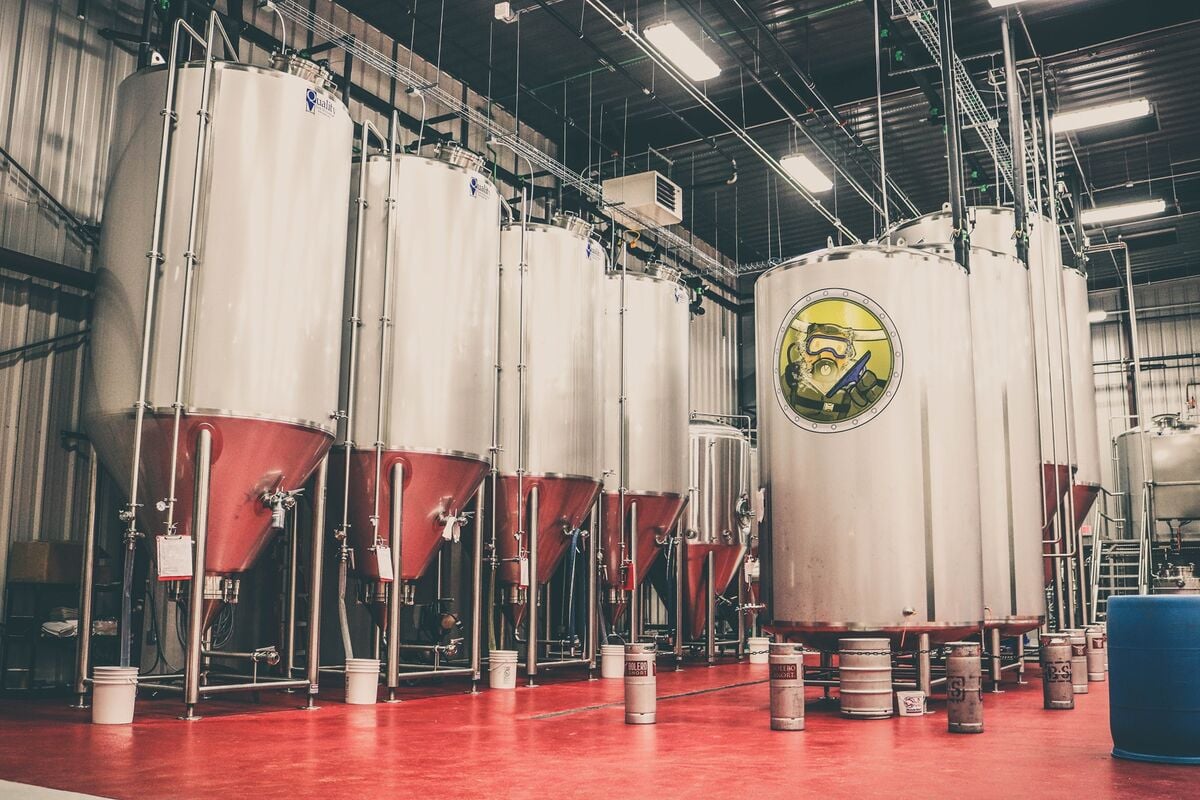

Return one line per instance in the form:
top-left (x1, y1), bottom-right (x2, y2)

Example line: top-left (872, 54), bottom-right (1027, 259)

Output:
top-left (0, 663), bottom-right (1193, 799)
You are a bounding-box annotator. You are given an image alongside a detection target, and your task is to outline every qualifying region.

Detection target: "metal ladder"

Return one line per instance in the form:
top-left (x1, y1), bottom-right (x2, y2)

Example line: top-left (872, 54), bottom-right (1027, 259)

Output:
top-left (1090, 539), bottom-right (1146, 622)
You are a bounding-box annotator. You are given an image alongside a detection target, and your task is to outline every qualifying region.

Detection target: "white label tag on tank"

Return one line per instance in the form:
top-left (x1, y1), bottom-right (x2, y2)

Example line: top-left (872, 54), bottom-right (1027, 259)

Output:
top-left (376, 545), bottom-right (394, 583)
top-left (157, 535), bottom-right (193, 581)
top-left (519, 556), bottom-right (530, 588)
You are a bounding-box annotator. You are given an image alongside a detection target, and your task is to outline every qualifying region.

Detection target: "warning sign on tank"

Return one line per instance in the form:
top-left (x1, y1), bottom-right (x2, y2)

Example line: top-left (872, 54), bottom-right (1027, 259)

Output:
top-left (773, 288), bottom-right (902, 433)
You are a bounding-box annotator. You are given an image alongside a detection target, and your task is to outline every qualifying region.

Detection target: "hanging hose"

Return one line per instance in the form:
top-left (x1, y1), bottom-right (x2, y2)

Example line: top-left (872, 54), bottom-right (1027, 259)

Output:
top-left (337, 558), bottom-right (354, 659)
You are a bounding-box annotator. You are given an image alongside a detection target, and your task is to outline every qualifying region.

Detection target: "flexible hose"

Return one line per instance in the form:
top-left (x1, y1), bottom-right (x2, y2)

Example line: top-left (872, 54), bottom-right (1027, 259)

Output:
top-left (338, 558), bottom-right (354, 659)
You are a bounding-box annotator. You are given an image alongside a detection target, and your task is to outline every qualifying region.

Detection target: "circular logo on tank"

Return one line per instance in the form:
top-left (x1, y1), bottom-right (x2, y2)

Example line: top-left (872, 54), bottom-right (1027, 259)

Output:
top-left (773, 289), bottom-right (902, 433)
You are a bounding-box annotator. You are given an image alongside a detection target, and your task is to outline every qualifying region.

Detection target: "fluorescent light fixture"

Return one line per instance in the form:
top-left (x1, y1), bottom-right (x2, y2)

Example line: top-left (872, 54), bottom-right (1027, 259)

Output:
top-left (1087, 310), bottom-right (1108, 324)
top-left (988, 0), bottom-right (1034, 7)
top-left (1080, 199), bottom-right (1166, 226)
top-left (644, 22), bottom-right (720, 82)
top-left (780, 154), bottom-right (834, 193)
top-left (1053, 98), bottom-right (1152, 134)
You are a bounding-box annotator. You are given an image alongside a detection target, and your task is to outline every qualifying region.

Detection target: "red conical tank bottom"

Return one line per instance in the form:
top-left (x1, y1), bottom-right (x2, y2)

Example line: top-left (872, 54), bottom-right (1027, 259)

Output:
top-left (494, 475), bottom-right (601, 628)
top-left (134, 414), bottom-right (332, 572)
top-left (682, 542), bottom-right (746, 640)
top-left (86, 413), bottom-right (333, 632)
top-left (339, 450), bottom-right (488, 582)
top-left (1041, 462), bottom-right (1074, 582)
top-left (1069, 482), bottom-right (1101, 536)
top-left (599, 491), bottom-right (686, 628)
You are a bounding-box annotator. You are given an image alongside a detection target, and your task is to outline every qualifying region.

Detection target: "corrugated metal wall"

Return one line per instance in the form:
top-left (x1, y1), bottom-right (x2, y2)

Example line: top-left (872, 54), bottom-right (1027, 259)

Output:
top-left (1089, 275), bottom-right (1200, 492)
top-left (689, 289), bottom-right (738, 416)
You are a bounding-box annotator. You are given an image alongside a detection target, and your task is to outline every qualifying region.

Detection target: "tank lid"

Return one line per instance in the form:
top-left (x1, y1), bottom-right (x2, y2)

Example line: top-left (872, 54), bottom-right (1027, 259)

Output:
top-left (434, 141), bottom-right (486, 173)
top-left (270, 52), bottom-right (337, 93)
top-left (550, 211), bottom-right (594, 239)
top-left (608, 260), bottom-right (681, 284)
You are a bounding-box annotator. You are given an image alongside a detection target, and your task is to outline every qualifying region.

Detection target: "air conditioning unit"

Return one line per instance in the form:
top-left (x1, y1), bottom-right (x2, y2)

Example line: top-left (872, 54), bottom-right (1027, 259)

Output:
top-left (601, 171), bottom-right (683, 230)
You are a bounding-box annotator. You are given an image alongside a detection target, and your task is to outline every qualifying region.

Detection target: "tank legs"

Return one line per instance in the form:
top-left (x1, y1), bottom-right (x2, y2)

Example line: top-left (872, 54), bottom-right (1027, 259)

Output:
top-left (385, 463), bottom-right (405, 703)
top-left (989, 627), bottom-right (1004, 693)
top-left (303, 458), bottom-right (328, 710)
top-left (181, 428), bottom-right (213, 721)
top-left (72, 448), bottom-right (99, 710)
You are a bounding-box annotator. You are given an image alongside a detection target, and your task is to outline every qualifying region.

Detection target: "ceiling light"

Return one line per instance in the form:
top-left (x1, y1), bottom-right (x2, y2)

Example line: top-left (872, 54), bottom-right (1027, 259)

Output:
top-left (780, 154), bottom-right (834, 193)
top-left (1087, 310), bottom-right (1108, 324)
top-left (987, 0), bottom-right (1034, 7)
top-left (1053, 98), bottom-right (1152, 134)
top-left (644, 22), bottom-right (720, 82)
top-left (1080, 199), bottom-right (1166, 226)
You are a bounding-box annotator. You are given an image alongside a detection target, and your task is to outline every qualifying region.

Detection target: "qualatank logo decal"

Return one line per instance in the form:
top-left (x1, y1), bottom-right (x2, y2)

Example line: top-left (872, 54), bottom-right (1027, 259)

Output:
top-left (773, 288), bottom-right (902, 433)
top-left (304, 87), bottom-right (336, 118)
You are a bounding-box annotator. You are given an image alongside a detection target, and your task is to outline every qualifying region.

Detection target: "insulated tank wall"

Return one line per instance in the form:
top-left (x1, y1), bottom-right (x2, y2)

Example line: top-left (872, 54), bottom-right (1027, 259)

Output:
top-left (912, 244), bottom-right (1046, 631)
top-left (755, 246), bottom-right (983, 645)
top-left (893, 207), bottom-right (1075, 468)
top-left (346, 152), bottom-right (500, 458)
top-left (601, 269), bottom-right (690, 497)
top-left (1063, 267), bottom-right (1102, 488)
top-left (496, 220), bottom-right (605, 478)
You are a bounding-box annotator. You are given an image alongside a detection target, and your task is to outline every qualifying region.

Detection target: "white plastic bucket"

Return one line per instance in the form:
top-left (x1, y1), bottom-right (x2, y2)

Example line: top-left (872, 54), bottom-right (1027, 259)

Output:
top-left (748, 636), bottom-right (770, 664)
top-left (489, 650), bottom-right (519, 690)
top-left (600, 644), bottom-right (625, 679)
top-left (344, 658), bottom-right (381, 705)
top-left (92, 666), bottom-right (138, 724)
top-left (896, 690), bottom-right (926, 716)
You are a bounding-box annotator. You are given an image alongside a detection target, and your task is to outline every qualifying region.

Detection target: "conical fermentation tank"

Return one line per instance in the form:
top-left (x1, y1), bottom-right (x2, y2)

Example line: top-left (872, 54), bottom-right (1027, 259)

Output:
top-left (494, 214), bottom-right (606, 624)
top-left (754, 246), bottom-right (984, 649)
top-left (600, 265), bottom-right (690, 626)
top-left (891, 231), bottom-right (1046, 635)
top-left (83, 55), bottom-right (353, 627)
top-left (341, 145), bottom-right (499, 602)
top-left (682, 420), bottom-right (752, 639)
top-left (892, 207), bottom-right (1077, 539)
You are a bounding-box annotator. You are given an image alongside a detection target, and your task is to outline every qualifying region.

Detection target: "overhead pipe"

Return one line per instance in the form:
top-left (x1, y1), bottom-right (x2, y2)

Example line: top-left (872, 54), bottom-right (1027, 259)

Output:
top-left (531, 0), bottom-right (738, 181)
top-left (724, 0), bottom-right (919, 218)
top-left (675, 0), bottom-right (889, 221)
top-left (583, 0), bottom-right (859, 243)
top-left (1001, 14), bottom-right (1030, 267)
top-left (935, 0), bottom-right (969, 271)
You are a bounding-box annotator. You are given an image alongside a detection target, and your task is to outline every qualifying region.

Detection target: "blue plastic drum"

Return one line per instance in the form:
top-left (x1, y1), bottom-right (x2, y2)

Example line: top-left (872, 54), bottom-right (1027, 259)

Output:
top-left (1108, 595), bottom-right (1200, 764)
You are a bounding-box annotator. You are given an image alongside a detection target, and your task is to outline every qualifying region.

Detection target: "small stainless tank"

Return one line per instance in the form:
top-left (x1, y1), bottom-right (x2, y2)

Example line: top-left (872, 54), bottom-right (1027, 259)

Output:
top-left (1115, 414), bottom-right (1200, 543)
top-left (682, 420), bottom-right (752, 638)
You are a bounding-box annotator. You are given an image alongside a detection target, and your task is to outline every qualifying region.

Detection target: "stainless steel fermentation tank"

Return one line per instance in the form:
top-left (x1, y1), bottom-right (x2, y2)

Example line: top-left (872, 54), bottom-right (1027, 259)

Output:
top-left (755, 246), bottom-right (984, 650)
top-left (892, 206), bottom-right (1092, 540)
top-left (601, 265), bottom-right (690, 635)
top-left (890, 220), bottom-right (1046, 635)
top-left (340, 145), bottom-right (499, 622)
top-left (494, 215), bottom-right (606, 634)
top-left (80, 34), bottom-right (350, 714)
top-left (682, 420), bottom-right (752, 640)
top-left (1115, 414), bottom-right (1200, 545)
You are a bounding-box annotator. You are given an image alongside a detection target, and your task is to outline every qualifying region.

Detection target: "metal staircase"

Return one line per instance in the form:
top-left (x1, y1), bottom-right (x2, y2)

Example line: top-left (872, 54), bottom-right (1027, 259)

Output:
top-left (1088, 486), bottom-right (1151, 622)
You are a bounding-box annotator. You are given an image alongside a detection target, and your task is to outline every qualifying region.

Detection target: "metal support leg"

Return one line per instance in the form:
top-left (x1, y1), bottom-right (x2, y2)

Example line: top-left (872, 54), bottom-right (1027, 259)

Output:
top-left (628, 501), bottom-right (639, 642)
top-left (470, 483), bottom-right (484, 692)
top-left (304, 457), bottom-right (327, 710)
top-left (586, 503), bottom-right (598, 678)
top-left (673, 531), bottom-right (684, 669)
top-left (284, 512), bottom-right (299, 677)
top-left (386, 462), bottom-right (404, 702)
top-left (735, 562), bottom-right (746, 660)
top-left (918, 633), bottom-right (932, 699)
top-left (527, 485), bottom-right (540, 687)
top-left (182, 428), bottom-right (213, 721)
top-left (706, 550), bottom-right (716, 666)
top-left (72, 448), bottom-right (99, 708)
top-left (989, 627), bottom-right (1004, 693)
top-left (1016, 634), bottom-right (1028, 685)
top-left (821, 651), bottom-right (833, 700)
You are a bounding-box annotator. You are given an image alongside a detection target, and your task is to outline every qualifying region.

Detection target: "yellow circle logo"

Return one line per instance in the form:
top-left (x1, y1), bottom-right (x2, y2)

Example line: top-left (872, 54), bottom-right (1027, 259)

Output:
top-left (773, 289), bottom-right (902, 432)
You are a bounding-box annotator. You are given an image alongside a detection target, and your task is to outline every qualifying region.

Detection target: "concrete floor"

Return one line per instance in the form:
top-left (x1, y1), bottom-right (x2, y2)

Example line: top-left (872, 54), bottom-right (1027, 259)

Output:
top-left (0, 662), bottom-right (1193, 799)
